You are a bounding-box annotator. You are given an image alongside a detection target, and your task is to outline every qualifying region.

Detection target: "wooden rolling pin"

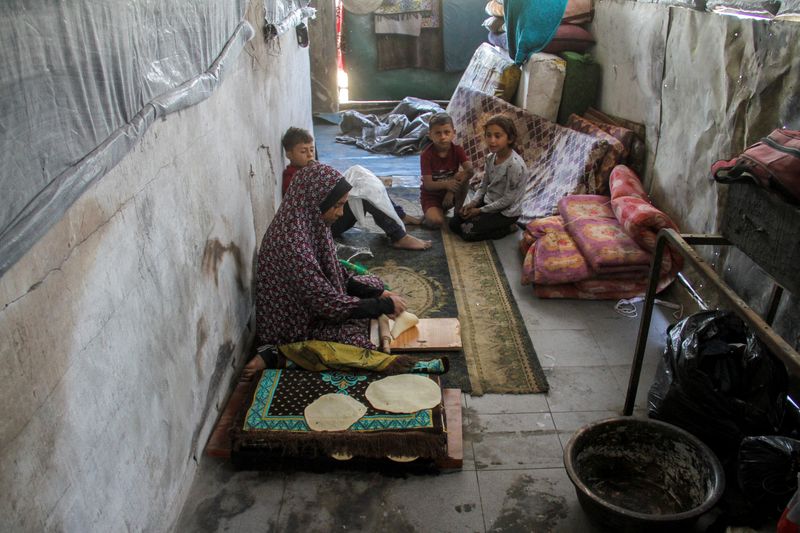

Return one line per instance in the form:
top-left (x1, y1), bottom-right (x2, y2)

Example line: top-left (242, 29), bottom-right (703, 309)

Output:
top-left (378, 314), bottom-right (392, 353)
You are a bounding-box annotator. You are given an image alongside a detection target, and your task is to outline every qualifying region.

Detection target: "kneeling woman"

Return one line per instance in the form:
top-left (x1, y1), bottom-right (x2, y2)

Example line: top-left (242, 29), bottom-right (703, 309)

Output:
top-left (246, 164), bottom-right (406, 374)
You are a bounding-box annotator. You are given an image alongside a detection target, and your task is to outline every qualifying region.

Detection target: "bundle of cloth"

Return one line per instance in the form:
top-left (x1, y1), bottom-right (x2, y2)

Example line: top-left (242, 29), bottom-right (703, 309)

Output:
top-left (520, 165), bottom-right (683, 299)
top-left (487, 0), bottom-right (596, 60)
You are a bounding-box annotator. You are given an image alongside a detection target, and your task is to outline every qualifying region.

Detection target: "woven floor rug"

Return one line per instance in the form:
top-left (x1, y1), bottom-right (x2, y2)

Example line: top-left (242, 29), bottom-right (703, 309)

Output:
top-left (441, 224), bottom-right (549, 394)
top-left (338, 187), bottom-right (548, 395)
top-left (335, 210), bottom-right (469, 393)
top-left (231, 369), bottom-right (446, 463)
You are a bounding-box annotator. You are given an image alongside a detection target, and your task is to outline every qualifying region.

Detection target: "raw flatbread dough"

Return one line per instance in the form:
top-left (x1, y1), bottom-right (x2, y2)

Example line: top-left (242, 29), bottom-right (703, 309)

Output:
top-left (304, 393), bottom-right (367, 432)
top-left (390, 311), bottom-right (419, 339)
top-left (365, 374), bottom-right (441, 413)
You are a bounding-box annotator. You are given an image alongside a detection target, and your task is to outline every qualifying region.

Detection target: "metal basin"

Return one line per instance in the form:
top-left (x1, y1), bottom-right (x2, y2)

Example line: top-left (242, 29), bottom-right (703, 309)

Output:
top-left (564, 417), bottom-right (725, 532)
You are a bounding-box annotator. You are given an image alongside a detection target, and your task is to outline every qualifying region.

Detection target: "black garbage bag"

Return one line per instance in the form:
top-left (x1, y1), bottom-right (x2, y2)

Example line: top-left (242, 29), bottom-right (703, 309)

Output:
top-left (648, 311), bottom-right (789, 461)
top-left (738, 436), bottom-right (800, 515)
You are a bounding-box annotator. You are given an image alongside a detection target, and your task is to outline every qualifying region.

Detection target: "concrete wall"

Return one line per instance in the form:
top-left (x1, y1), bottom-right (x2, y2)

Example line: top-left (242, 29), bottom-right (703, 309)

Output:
top-left (0, 3), bottom-right (311, 531)
top-left (591, 0), bottom-right (800, 347)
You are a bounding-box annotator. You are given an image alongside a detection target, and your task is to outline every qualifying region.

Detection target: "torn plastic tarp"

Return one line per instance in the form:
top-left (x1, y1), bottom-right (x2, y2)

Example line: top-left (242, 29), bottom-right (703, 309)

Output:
top-left (335, 98), bottom-right (444, 155)
top-left (0, 1), bottom-right (254, 278)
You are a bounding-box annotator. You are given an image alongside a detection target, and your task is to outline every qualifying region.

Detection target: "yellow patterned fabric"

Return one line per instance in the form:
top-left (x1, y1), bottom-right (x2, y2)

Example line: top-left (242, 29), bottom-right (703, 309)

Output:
top-left (279, 340), bottom-right (396, 372)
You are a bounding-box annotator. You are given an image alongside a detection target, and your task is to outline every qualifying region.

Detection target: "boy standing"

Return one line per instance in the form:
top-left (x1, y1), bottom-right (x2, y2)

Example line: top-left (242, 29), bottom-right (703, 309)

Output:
top-left (281, 127), bottom-right (431, 250)
top-left (420, 113), bottom-right (474, 228)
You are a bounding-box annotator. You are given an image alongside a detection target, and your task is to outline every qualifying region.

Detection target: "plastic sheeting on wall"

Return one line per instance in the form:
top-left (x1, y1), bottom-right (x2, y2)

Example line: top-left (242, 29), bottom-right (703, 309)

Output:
top-left (0, 1), bottom-right (258, 278)
top-left (265, 0), bottom-right (316, 38)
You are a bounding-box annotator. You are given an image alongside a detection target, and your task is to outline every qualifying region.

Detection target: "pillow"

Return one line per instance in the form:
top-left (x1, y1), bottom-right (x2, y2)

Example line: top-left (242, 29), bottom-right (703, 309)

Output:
top-left (563, 0), bottom-right (594, 24)
top-left (543, 24), bottom-right (595, 54)
top-left (485, 0), bottom-right (504, 17)
top-left (487, 30), bottom-right (509, 51)
top-left (482, 15), bottom-right (506, 34)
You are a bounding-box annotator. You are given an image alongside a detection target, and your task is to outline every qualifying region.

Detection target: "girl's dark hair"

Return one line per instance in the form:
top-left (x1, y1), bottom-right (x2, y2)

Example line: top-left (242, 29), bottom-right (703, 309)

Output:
top-left (483, 114), bottom-right (517, 149)
top-left (428, 112), bottom-right (454, 129)
top-left (282, 127), bottom-right (314, 151)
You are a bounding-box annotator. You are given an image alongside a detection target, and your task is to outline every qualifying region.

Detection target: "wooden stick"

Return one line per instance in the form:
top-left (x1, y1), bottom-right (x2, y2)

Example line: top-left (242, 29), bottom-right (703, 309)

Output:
top-left (378, 315), bottom-right (392, 353)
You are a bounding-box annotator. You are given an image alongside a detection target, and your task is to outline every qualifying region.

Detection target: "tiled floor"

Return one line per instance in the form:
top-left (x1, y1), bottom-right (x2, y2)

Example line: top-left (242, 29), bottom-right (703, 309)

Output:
top-left (174, 230), bottom-right (680, 532)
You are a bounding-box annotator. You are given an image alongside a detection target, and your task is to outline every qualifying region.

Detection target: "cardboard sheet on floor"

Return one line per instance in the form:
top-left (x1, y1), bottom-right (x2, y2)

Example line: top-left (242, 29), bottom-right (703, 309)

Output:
top-left (370, 318), bottom-right (462, 352)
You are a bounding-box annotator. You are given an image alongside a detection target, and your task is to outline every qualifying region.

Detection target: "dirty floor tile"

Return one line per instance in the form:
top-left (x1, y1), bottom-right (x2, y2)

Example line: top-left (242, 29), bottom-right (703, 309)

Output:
top-left (174, 460), bottom-right (286, 533)
top-left (529, 329), bottom-right (607, 367)
top-left (273, 470), bottom-right (484, 533)
top-left (464, 393), bottom-right (549, 414)
top-left (468, 412), bottom-right (563, 471)
top-left (477, 468), bottom-right (604, 533)
top-left (550, 410), bottom-right (621, 450)
top-left (544, 366), bottom-right (624, 413)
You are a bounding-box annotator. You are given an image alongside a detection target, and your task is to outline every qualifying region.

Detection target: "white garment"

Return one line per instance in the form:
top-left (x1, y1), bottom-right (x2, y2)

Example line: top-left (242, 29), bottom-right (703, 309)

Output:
top-left (342, 165), bottom-right (406, 230)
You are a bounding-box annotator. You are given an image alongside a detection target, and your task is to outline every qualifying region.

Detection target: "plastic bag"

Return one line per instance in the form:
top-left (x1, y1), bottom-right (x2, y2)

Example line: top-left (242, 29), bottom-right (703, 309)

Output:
top-left (778, 474), bottom-right (800, 533)
top-left (648, 311), bottom-right (789, 460)
top-left (738, 436), bottom-right (800, 513)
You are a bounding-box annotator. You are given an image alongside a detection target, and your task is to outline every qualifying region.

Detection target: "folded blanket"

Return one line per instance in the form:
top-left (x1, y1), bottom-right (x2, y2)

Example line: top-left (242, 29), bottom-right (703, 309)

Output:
top-left (609, 169), bottom-right (683, 286)
top-left (559, 195), bottom-right (652, 275)
top-left (521, 216), bottom-right (591, 285)
top-left (521, 165), bottom-right (682, 298)
top-left (534, 278), bottom-right (649, 300)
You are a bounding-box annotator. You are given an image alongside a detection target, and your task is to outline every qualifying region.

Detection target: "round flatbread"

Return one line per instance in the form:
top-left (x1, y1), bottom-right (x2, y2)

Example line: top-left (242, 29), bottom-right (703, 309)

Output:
top-left (304, 393), bottom-right (367, 432)
top-left (365, 374), bottom-right (441, 413)
top-left (330, 452), bottom-right (354, 461)
top-left (342, 0), bottom-right (383, 14)
top-left (387, 455), bottom-right (419, 463)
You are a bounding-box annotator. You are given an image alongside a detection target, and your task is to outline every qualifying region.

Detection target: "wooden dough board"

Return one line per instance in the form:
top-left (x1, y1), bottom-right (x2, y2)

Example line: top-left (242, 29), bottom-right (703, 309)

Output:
top-left (369, 318), bottom-right (462, 352)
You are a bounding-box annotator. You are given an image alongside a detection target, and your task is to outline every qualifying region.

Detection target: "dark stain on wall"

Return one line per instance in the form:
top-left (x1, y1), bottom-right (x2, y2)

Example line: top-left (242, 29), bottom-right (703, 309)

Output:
top-left (189, 340), bottom-right (235, 463)
top-left (195, 316), bottom-right (208, 376)
top-left (201, 238), bottom-right (246, 292)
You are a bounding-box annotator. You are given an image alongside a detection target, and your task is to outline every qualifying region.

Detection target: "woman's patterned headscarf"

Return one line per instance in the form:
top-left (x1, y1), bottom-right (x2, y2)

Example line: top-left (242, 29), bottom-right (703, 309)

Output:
top-left (255, 163), bottom-right (360, 345)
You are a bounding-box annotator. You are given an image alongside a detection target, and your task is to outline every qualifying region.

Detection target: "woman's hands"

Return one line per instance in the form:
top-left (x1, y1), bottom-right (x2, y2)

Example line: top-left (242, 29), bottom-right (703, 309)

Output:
top-left (381, 290), bottom-right (408, 317)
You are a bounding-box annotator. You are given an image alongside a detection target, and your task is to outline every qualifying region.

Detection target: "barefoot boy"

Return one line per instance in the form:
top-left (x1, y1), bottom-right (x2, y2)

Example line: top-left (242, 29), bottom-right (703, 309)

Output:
top-left (419, 113), bottom-right (474, 228)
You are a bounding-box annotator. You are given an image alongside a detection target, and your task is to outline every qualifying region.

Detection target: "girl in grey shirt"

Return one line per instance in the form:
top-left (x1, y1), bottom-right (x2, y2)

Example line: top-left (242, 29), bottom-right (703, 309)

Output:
top-left (450, 114), bottom-right (527, 241)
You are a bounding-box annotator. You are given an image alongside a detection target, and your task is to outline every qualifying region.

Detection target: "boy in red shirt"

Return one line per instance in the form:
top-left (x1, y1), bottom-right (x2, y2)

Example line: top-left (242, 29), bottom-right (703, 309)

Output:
top-left (420, 113), bottom-right (474, 228)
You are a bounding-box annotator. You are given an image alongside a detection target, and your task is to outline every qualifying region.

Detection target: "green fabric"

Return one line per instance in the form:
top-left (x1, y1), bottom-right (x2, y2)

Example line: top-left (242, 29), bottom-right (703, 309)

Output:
top-left (557, 52), bottom-right (601, 125)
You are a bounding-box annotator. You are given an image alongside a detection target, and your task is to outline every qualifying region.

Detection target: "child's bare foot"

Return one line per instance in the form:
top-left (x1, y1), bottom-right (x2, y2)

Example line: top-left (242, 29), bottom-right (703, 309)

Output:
top-left (242, 355), bottom-right (266, 380)
top-left (402, 214), bottom-right (422, 225)
top-left (392, 234), bottom-right (432, 250)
